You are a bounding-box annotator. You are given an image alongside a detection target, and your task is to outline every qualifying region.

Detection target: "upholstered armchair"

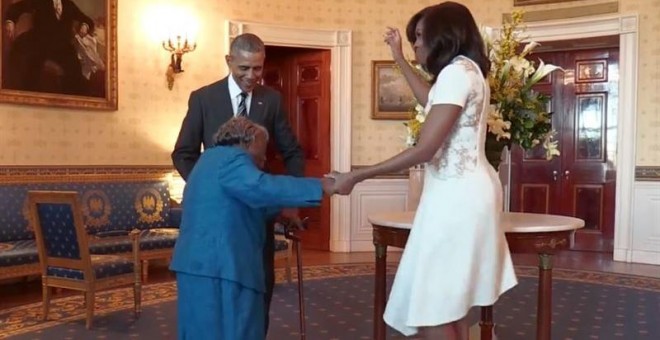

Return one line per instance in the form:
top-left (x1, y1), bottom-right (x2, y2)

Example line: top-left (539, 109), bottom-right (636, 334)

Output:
top-left (27, 191), bottom-right (142, 329)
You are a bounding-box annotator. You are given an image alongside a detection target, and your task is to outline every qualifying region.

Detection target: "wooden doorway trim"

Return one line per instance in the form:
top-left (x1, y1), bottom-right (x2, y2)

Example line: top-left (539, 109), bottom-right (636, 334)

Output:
top-left (510, 14), bottom-right (639, 262)
top-left (226, 20), bottom-right (353, 252)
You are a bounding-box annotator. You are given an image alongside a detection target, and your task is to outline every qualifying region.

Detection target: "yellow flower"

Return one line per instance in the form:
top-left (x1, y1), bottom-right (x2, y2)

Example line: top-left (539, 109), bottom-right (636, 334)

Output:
top-left (487, 106), bottom-right (511, 141)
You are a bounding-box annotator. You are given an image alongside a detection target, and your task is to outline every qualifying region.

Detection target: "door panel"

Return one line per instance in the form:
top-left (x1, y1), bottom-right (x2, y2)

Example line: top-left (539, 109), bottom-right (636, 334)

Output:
top-left (520, 184), bottom-right (551, 214)
top-left (263, 46), bottom-right (332, 250)
top-left (510, 51), bottom-right (563, 216)
top-left (510, 46), bottom-right (619, 252)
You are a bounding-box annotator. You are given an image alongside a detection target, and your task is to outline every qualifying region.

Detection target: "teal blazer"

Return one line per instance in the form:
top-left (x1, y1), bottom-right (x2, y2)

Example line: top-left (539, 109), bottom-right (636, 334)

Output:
top-left (169, 146), bottom-right (322, 292)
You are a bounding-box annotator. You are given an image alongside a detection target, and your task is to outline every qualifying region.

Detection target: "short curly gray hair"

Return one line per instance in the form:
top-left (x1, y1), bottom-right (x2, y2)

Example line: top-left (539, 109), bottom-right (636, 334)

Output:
top-left (213, 117), bottom-right (269, 147)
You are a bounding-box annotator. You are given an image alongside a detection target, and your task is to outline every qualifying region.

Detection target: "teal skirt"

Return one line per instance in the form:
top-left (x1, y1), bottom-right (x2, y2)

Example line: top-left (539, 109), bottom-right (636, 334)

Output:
top-left (176, 272), bottom-right (265, 340)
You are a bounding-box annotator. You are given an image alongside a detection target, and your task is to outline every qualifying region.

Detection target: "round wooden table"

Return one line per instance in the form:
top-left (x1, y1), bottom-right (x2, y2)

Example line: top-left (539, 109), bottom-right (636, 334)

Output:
top-left (368, 211), bottom-right (584, 340)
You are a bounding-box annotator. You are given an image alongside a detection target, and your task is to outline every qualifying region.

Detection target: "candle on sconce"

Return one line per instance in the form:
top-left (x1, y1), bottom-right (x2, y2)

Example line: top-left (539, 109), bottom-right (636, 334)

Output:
top-left (152, 5), bottom-right (199, 90)
top-left (162, 25), bottom-right (198, 90)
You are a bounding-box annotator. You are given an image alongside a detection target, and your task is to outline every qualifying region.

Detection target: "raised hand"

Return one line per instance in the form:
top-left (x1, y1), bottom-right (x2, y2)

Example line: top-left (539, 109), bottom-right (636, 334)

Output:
top-left (281, 207), bottom-right (306, 230)
top-left (383, 27), bottom-right (404, 62)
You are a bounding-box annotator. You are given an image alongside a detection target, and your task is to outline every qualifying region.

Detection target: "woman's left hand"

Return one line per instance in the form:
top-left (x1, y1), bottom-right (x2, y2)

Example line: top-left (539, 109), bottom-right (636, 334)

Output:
top-left (383, 27), bottom-right (404, 63)
top-left (325, 171), bottom-right (358, 195)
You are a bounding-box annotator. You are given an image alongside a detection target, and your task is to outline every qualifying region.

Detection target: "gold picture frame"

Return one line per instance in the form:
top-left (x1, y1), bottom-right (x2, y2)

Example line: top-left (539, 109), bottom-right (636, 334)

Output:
top-left (514, 0), bottom-right (583, 5)
top-left (0, 0), bottom-right (118, 110)
top-left (371, 60), bottom-right (415, 120)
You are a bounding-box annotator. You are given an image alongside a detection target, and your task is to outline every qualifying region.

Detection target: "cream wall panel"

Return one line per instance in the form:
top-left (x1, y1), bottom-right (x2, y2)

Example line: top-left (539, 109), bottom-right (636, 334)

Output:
top-left (626, 182), bottom-right (660, 265)
top-left (349, 178), bottom-right (408, 252)
top-left (0, 0), bottom-right (657, 166)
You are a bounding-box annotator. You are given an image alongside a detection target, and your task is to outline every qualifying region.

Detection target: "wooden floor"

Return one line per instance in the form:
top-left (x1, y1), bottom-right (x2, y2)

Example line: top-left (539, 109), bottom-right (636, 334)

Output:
top-left (1, 249), bottom-right (657, 311)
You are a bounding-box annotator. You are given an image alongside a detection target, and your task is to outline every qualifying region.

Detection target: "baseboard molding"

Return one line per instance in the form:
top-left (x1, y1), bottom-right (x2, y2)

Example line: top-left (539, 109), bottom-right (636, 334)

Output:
top-left (631, 250), bottom-right (660, 266)
top-left (350, 240), bottom-right (404, 253)
top-left (330, 240), bottom-right (350, 253)
top-left (613, 248), bottom-right (632, 263)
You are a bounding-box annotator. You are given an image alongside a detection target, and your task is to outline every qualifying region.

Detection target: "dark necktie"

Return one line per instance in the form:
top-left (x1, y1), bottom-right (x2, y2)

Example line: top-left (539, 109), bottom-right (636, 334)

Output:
top-left (237, 92), bottom-right (248, 117)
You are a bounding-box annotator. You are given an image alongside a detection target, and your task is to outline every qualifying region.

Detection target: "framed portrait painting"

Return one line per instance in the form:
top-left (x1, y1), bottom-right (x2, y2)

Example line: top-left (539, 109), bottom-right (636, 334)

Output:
top-left (0, 0), bottom-right (117, 110)
top-left (371, 60), bottom-right (416, 120)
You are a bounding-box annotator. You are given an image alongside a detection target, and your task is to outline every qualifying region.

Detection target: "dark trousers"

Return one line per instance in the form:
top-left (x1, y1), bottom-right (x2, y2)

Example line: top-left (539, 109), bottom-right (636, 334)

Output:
top-left (263, 221), bottom-right (275, 335)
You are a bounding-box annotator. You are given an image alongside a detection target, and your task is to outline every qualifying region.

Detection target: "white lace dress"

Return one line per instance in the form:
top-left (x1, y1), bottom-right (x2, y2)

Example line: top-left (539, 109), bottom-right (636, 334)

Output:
top-left (382, 56), bottom-right (518, 336)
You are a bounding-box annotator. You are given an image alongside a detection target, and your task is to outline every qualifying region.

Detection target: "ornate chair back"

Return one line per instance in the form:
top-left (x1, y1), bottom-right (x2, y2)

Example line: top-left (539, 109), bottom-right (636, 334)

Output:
top-left (27, 190), bottom-right (141, 329)
top-left (28, 191), bottom-right (94, 281)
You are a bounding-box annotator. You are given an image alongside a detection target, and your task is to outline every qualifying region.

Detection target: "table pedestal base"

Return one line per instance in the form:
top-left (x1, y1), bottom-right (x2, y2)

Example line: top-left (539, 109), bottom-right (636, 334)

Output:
top-left (479, 306), bottom-right (494, 340)
top-left (374, 244), bottom-right (387, 340)
top-left (478, 253), bottom-right (554, 340)
top-left (536, 254), bottom-right (553, 340)
top-left (373, 223), bottom-right (573, 340)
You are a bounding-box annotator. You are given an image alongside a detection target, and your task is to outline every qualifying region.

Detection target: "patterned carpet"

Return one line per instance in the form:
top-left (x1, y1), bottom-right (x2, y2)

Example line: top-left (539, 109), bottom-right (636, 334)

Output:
top-left (1, 263), bottom-right (658, 339)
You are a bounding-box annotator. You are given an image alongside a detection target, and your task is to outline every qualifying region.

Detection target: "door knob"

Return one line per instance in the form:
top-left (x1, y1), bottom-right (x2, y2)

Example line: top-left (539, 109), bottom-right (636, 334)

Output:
top-left (552, 170), bottom-right (558, 181)
top-left (564, 170), bottom-right (570, 178)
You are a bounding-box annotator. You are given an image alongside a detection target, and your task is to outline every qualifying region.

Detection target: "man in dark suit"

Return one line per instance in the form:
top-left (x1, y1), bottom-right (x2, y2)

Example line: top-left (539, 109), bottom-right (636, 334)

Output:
top-left (171, 33), bottom-right (305, 334)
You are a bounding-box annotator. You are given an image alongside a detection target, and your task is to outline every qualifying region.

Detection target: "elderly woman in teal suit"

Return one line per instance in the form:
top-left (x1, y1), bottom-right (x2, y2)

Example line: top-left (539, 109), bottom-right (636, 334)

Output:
top-left (170, 117), bottom-right (335, 340)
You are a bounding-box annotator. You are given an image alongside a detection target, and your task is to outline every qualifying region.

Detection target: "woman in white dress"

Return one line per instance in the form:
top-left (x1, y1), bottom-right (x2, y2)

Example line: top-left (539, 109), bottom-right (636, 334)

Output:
top-left (328, 2), bottom-right (518, 339)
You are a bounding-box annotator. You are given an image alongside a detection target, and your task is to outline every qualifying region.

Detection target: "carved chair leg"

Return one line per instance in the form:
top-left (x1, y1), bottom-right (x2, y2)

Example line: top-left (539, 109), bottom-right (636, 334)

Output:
top-left (134, 280), bottom-right (142, 318)
top-left (85, 291), bottom-right (95, 330)
top-left (41, 283), bottom-right (51, 321)
top-left (141, 260), bottom-right (149, 282)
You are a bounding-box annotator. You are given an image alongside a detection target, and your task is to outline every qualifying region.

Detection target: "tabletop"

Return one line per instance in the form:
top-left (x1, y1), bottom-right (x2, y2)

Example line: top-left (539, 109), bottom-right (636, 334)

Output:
top-left (368, 211), bottom-right (584, 233)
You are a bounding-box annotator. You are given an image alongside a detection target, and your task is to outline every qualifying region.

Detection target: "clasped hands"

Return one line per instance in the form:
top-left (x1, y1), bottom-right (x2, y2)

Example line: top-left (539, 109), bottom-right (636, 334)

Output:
top-left (279, 171), bottom-right (356, 230)
top-left (320, 171), bottom-right (358, 196)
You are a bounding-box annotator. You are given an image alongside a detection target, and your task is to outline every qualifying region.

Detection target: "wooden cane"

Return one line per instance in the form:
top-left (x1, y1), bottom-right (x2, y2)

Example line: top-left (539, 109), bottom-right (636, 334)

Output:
top-left (281, 217), bottom-right (308, 340)
top-left (293, 234), bottom-right (306, 340)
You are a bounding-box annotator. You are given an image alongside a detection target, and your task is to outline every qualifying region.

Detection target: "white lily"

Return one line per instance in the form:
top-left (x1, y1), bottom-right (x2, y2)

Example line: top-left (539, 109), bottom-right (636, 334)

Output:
top-left (480, 26), bottom-right (497, 50)
top-left (528, 59), bottom-right (562, 86)
top-left (508, 56), bottom-right (534, 78)
top-left (542, 131), bottom-right (561, 160)
top-left (521, 41), bottom-right (540, 56)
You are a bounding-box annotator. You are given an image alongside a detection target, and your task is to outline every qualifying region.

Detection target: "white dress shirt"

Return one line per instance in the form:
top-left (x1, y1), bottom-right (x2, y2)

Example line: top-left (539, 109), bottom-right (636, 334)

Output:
top-left (228, 74), bottom-right (252, 117)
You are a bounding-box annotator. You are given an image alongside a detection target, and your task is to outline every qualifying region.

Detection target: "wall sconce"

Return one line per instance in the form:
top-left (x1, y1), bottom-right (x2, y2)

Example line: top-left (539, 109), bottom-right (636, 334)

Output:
top-left (163, 35), bottom-right (197, 90)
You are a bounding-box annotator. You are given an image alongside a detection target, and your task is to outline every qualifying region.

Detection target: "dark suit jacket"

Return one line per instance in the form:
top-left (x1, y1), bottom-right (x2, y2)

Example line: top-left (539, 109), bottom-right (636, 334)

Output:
top-left (171, 77), bottom-right (305, 180)
top-left (169, 146), bottom-right (322, 292)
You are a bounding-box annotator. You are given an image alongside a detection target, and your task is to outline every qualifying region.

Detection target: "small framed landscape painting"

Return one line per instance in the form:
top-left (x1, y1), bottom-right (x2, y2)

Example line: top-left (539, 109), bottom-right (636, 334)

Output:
top-left (371, 60), bottom-right (415, 120)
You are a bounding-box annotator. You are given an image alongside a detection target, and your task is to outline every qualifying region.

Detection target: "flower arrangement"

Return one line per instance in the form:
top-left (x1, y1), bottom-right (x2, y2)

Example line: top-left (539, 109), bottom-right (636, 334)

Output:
top-left (404, 103), bottom-right (425, 147)
top-left (402, 10), bottom-right (562, 170)
top-left (483, 10), bottom-right (562, 169)
top-left (403, 63), bottom-right (432, 147)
